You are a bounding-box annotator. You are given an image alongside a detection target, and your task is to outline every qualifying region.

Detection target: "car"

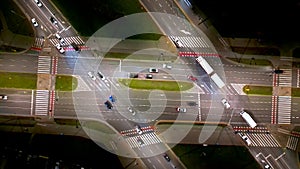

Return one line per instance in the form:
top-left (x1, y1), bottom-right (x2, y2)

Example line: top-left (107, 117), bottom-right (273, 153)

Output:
top-left (163, 63), bottom-right (172, 69)
top-left (274, 69), bottom-right (283, 74)
top-left (50, 17), bottom-right (58, 26)
top-left (145, 74), bottom-right (153, 79)
top-left (0, 95), bottom-right (8, 100)
top-left (128, 106), bottom-right (135, 115)
top-left (34, 0), bottom-right (42, 7)
top-left (87, 71), bottom-right (96, 81)
top-left (55, 44), bottom-right (65, 54)
top-left (137, 137), bottom-right (144, 146)
top-left (55, 33), bottom-right (65, 44)
top-left (104, 100), bottom-right (113, 109)
top-left (221, 98), bottom-right (231, 109)
top-left (149, 68), bottom-right (158, 73)
top-left (97, 71), bottom-right (105, 80)
top-left (187, 75), bottom-right (197, 82)
top-left (163, 154), bottom-right (171, 162)
top-left (71, 42), bottom-right (80, 52)
top-left (31, 18), bottom-right (38, 27)
top-left (176, 107), bottom-right (187, 113)
top-left (135, 125), bottom-right (143, 135)
top-left (171, 37), bottom-right (184, 48)
top-left (109, 95), bottom-right (116, 103)
top-left (261, 160), bottom-right (271, 169)
top-left (242, 135), bottom-right (251, 146)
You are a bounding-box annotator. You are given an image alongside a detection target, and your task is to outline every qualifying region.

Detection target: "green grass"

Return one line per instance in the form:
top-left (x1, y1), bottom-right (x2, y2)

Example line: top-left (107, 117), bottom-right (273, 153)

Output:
top-left (0, 72), bottom-right (37, 89)
top-left (243, 85), bottom-right (272, 95)
top-left (54, 118), bottom-right (79, 126)
top-left (227, 58), bottom-right (272, 66)
top-left (83, 121), bottom-right (115, 134)
top-left (291, 88), bottom-right (300, 97)
top-left (118, 79), bottom-right (193, 91)
top-left (104, 52), bottom-right (176, 61)
top-left (55, 75), bottom-right (78, 91)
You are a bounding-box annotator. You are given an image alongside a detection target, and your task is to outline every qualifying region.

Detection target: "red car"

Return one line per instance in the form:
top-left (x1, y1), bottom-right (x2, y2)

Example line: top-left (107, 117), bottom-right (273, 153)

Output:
top-left (188, 75), bottom-right (197, 82)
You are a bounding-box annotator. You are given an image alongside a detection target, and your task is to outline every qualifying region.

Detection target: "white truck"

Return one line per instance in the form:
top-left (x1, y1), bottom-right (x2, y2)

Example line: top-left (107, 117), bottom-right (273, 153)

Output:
top-left (240, 110), bottom-right (257, 128)
top-left (196, 56), bottom-right (214, 75)
top-left (0, 95), bottom-right (8, 100)
top-left (210, 73), bottom-right (225, 88)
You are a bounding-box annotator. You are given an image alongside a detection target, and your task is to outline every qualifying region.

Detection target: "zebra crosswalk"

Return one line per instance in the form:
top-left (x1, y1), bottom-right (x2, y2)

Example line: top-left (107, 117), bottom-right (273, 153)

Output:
top-left (242, 133), bottom-right (281, 147)
top-left (277, 96), bottom-right (291, 124)
top-left (233, 126), bottom-right (269, 133)
top-left (32, 37), bottom-right (44, 48)
top-left (37, 56), bottom-right (51, 74)
top-left (286, 136), bottom-right (299, 151)
top-left (278, 69), bottom-right (292, 87)
top-left (125, 132), bottom-right (162, 148)
top-left (49, 36), bottom-right (84, 46)
top-left (170, 36), bottom-right (210, 48)
top-left (35, 90), bottom-right (49, 116)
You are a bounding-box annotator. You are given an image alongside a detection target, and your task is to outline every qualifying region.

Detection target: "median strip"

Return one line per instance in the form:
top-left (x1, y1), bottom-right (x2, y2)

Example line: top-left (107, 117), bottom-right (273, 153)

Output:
top-left (118, 78), bottom-right (193, 91)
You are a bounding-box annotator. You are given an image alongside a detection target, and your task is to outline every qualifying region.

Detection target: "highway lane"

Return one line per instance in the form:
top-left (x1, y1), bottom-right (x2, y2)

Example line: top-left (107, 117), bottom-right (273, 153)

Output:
top-left (0, 89), bottom-right (33, 116)
top-left (0, 53), bottom-right (38, 73)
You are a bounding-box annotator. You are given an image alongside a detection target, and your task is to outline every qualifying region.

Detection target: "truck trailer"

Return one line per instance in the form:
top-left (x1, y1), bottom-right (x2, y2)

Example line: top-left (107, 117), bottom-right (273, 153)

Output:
top-left (240, 110), bottom-right (257, 128)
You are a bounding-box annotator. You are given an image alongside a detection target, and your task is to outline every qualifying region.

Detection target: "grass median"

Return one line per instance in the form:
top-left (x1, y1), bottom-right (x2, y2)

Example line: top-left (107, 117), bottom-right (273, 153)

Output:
top-left (243, 85), bottom-right (273, 95)
top-left (55, 75), bottom-right (78, 91)
top-left (0, 72), bottom-right (77, 91)
top-left (118, 78), bottom-right (193, 91)
top-left (0, 72), bottom-right (37, 89)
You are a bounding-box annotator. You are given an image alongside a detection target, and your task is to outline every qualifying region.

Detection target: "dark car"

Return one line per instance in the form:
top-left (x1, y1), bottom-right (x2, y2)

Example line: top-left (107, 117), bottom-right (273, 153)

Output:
top-left (163, 154), bottom-right (171, 162)
top-left (274, 69), bottom-right (283, 74)
top-left (71, 42), bottom-right (80, 52)
top-left (188, 75), bottom-right (197, 82)
top-left (104, 100), bottom-right (113, 109)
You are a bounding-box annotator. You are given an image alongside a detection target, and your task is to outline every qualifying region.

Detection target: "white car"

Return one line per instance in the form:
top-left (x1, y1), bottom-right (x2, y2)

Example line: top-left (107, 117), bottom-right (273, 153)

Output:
top-left (55, 44), bottom-right (65, 54)
top-left (176, 107), bottom-right (187, 113)
top-left (242, 135), bottom-right (251, 146)
top-left (88, 72), bottom-right (96, 81)
top-left (55, 33), bottom-right (65, 44)
top-left (34, 0), bottom-right (42, 7)
top-left (171, 37), bottom-right (184, 48)
top-left (31, 18), bottom-right (38, 27)
top-left (221, 98), bottom-right (231, 109)
top-left (135, 125), bottom-right (143, 135)
top-left (149, 68), bottom-right (158, 73)
top-left (128, 106), bottom-right (135, 115)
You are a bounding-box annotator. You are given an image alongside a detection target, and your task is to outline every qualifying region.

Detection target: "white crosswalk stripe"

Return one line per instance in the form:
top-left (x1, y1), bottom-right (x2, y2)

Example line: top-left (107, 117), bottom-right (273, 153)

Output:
top-left (35, 90), bottom-right (49, 116)
top-left (278, 96), bottom-right (291, 124)
top-left (286, 136), bottom-right (298, 151)
top-left (244, 133), bottom-right (281, 147)
top-left (49, 36), bottom-right (85, 46)
top-left (37, 56), bottom-right (51, 74)
top-left (125, 132), bottom-right (162, 148)
top-left (33, 38), bottom-right (44, 48)
top-left (170, 36), bottom-right (209, 48)
top-left (278, 69), bottom-right (292, 87)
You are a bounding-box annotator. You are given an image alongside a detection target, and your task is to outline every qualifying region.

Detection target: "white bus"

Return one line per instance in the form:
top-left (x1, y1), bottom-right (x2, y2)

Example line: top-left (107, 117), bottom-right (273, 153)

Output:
top-left (240, 110), bottom-right (257, 128)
